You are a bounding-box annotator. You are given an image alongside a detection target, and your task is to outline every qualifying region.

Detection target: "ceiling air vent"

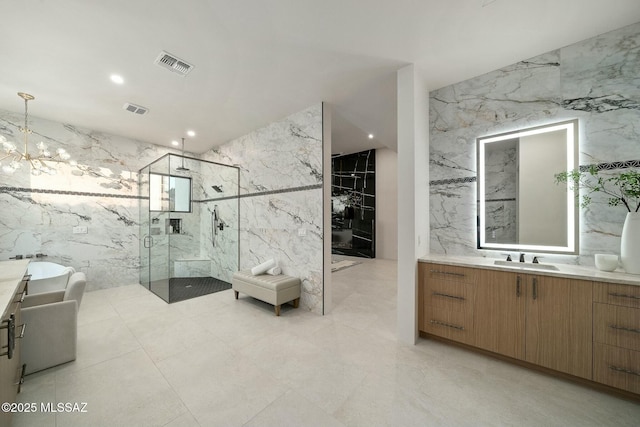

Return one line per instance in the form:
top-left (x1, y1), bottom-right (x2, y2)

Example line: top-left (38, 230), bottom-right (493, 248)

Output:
top-left (154, 51), bottom-right (194, 76)
top-left (123, 103), bottom-right (149, 115)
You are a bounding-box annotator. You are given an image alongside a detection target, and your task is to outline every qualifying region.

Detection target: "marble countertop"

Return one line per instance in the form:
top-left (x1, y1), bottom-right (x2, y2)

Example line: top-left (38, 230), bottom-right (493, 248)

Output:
top-left (0, 259), bottom-right (30, 315)
top-left (419, 254), bottom-right (640, 287)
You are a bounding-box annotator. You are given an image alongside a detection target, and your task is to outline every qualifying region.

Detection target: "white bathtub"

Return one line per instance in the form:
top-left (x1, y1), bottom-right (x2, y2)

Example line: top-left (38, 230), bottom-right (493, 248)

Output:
top-left (27, 262), bottom-right (75, 294)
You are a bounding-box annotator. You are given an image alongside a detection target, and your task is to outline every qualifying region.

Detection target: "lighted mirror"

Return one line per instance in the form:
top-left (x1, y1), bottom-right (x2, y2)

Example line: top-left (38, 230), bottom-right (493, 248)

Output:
top-left (149, 173), bottom-right (192, 212)
top-left (477, 120), bottom-right (578, 254)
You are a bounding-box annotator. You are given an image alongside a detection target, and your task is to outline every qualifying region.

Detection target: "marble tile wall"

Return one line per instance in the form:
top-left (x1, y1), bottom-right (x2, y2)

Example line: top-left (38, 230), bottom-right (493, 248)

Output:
top-left (0, 109), bottom-right (176, 290)
top-left (1, 101), bottom-right (322, 299)
top-left (429, 22), bottom-right (640, 265)
top-left (202, 103), bottom-right (324, 313)
top-left (197, 161), bottom-right (240, 284)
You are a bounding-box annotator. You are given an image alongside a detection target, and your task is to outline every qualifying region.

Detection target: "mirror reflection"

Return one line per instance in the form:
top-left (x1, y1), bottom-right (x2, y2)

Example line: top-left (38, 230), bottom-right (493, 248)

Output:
top-left (477, 120), bottom-right (578, 254)
top-left (150, 173), bottom-right (192, 212)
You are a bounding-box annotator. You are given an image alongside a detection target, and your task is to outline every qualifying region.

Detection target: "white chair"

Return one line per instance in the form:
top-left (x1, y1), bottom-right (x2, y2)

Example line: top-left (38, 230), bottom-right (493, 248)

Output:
top-left (21, 272), bottom-right (86, 374)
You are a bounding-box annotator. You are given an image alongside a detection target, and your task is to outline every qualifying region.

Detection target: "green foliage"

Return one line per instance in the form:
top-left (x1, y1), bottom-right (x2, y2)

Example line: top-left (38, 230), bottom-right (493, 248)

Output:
top-left (554, 166), bottom-right (640, 213)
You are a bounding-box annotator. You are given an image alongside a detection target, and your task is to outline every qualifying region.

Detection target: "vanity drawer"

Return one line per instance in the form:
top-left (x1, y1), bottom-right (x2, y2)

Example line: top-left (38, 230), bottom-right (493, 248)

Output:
top-left (594, 282), bottom-right (640, 308)
top-left (594, 303), bottom-right (640, 351)
top-left (424, 263), bottom-right (476, 285)
top-left (594, 343), bottom-right (640, 394)
top-left (422, 306), bottom-right (474, 345)
top-left (425, 281), bottom-right (474, 313)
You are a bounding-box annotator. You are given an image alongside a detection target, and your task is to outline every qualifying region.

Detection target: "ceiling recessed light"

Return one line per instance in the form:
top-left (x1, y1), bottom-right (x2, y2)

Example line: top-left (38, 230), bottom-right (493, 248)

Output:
top-left (186, 130), bottom-right (196, 137)
top-left (171, 140), bottom-right (180, 146)
top-left (368, 134), bottom-right (374, 139)
top-left (110, 74), bottom-right (124, 85)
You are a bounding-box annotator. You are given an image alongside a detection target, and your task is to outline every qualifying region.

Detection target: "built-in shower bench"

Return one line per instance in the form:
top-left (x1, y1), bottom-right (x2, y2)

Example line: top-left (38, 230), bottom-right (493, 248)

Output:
top-left (232, 271), bottom-right (301, 316)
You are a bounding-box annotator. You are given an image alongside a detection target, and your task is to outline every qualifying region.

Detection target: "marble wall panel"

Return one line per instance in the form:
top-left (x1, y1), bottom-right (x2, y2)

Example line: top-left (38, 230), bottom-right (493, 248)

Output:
top-left (206, 105), bottom-right (323, 193)
top-left (0, 109), bottom-right (177, 290)
top-left (203, 103), bottom-right (324, 314)
top-left (429, 22), bottom-right (640, 265)
top-left (1, 101), bottom-right (323, 300)
top-left (201, 199), bottom-right (239, 283)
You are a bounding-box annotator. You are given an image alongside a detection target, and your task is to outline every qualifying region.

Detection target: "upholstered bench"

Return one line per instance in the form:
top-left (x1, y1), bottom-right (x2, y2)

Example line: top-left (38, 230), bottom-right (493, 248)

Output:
top-left (232, 270), bottom-right (301, 316)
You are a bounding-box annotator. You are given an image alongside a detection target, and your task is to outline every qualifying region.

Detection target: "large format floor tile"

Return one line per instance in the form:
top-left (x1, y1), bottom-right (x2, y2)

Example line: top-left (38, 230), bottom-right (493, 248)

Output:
top-left (14, 259), bottom-right (640, 426)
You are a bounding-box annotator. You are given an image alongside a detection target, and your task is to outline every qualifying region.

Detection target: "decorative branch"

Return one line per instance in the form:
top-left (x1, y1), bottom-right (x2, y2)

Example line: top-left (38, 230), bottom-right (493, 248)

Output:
top-left (555, 166), bottom-right (640, 212)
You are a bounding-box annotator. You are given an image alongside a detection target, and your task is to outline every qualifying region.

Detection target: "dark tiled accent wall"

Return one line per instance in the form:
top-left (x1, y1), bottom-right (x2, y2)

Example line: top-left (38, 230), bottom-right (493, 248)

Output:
top-left (331, 149), bottom-right (375, 258)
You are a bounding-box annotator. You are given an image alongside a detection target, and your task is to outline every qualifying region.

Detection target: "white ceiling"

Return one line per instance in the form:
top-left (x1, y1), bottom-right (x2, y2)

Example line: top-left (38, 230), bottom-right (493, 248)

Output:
top-left (1, 1), bottom-right (639, 155)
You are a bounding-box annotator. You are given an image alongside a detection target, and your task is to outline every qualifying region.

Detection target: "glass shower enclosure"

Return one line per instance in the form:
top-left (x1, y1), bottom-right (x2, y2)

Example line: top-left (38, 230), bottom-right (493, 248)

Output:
top-left (139, 154), bottom-right (240, 303)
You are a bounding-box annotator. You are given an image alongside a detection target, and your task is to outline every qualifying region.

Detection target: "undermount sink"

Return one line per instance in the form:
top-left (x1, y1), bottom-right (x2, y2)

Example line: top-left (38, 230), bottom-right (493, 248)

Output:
top-left (493, 260), bottom-right (559, 271)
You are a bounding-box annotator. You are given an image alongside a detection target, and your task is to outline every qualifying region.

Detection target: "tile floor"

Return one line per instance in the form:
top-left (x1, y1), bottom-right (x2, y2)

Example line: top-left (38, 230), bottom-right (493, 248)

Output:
top-left (14, 258), bottom-right (640, 426)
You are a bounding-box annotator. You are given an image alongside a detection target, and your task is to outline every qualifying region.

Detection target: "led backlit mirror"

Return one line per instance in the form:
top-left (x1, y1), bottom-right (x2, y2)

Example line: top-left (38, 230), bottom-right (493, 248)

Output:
top-left (477, 120), bottom-right (578, 254)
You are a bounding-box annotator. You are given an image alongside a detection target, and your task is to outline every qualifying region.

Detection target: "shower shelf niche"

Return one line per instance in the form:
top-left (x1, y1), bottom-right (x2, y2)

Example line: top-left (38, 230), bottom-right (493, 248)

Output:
top-left (167, 218), bottom-right (182, 234)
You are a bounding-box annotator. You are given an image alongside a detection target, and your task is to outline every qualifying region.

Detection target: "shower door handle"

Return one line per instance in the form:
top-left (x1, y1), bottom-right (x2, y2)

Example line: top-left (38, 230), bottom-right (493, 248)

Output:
top-left (144, 235), bottom-right (153, 248)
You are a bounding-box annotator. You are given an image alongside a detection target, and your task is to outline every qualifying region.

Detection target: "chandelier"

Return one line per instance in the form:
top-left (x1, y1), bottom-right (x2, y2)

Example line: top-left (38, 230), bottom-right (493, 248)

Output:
top-left (1, 92), bottom-right (75, 176)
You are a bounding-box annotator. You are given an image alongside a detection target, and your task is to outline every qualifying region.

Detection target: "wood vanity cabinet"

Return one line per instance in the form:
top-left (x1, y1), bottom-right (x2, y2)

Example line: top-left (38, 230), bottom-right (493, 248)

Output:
top-left (593, 282), bottom-right (640, 394)
top-left (523, 275), bottom-right (592, 379)
top-left (473, 269), bottom-right (525, 360)
top-left (419, 263), bottom-right (476, 345)
top-left (420, 262), bottom-right (593, 380)
top-left (471, 269), bottom-right (592, 378)
top-left (0, 270), bottom-right (28, 425)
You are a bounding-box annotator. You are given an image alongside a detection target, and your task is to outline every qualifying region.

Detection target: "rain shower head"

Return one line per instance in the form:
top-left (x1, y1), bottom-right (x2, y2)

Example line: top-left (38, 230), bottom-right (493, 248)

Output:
top-left (211, 185), bottom-right (223, 193)
top-left (176, 166), bottom-right (190, 171)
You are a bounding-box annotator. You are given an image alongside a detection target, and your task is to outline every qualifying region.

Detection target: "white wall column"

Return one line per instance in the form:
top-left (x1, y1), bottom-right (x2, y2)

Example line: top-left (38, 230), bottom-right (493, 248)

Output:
top-left (396, 65), bottom-right (429, 344)
top-left (375, 148), bottom-right (398, 260)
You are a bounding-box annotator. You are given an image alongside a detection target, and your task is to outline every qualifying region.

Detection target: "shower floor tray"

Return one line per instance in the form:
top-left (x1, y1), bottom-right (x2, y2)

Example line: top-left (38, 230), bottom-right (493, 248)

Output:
top-left (149, 276), bottom-right (231, 303)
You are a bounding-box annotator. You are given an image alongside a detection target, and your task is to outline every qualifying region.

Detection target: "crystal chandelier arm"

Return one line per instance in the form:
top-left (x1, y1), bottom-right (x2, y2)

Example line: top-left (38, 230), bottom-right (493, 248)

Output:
top-left (1, 92), bottom-right (76, 176)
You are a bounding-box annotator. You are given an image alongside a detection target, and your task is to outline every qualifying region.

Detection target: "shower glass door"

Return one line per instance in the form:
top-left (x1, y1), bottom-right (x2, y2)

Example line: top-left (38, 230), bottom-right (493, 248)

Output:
top-left (139, 165), bottom-right (150, 288)
top-left (140, 153), bottom-right (240, 303)
top-left (147, 155), bottom-right (171, 301)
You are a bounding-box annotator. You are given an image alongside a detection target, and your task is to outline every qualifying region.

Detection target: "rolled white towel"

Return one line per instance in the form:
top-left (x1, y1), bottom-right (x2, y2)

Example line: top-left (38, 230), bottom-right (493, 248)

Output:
top-left (266, 266), bottom-right (281, 275)
top-left (251, 258), bottom-right (276, 275)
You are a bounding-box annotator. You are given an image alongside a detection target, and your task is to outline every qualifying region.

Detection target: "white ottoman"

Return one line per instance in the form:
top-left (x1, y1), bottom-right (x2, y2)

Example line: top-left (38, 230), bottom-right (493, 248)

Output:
top-left (232, 270), bottom-right (301, 316)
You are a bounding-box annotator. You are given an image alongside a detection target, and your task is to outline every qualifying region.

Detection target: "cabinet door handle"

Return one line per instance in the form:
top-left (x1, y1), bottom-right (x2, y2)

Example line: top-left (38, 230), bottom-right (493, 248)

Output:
top-left (16, 323), bottom-right (26, 339)
top-left (432, 292), bottom-right (465, 301)
top-left (608, 292), bottom-right (640, 300)
top-left (609, 365), bottom-right (640, 377)
top-left (516, 276), bottom-right (521, 297)
top-left (14, 288), bottom-right (27, 304)
top-left (609, 324), bottom-right (640, 334)
top-left (429, 269), bottom-right (465, 278)
top-left (14, 364), bottom-right (26, 393)
top-left (0, 314), bottom-right (16, 359)
top-left (430, 319), bottom-right (465, 331)
top-left (532, 278), bottom-right (538, 300)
